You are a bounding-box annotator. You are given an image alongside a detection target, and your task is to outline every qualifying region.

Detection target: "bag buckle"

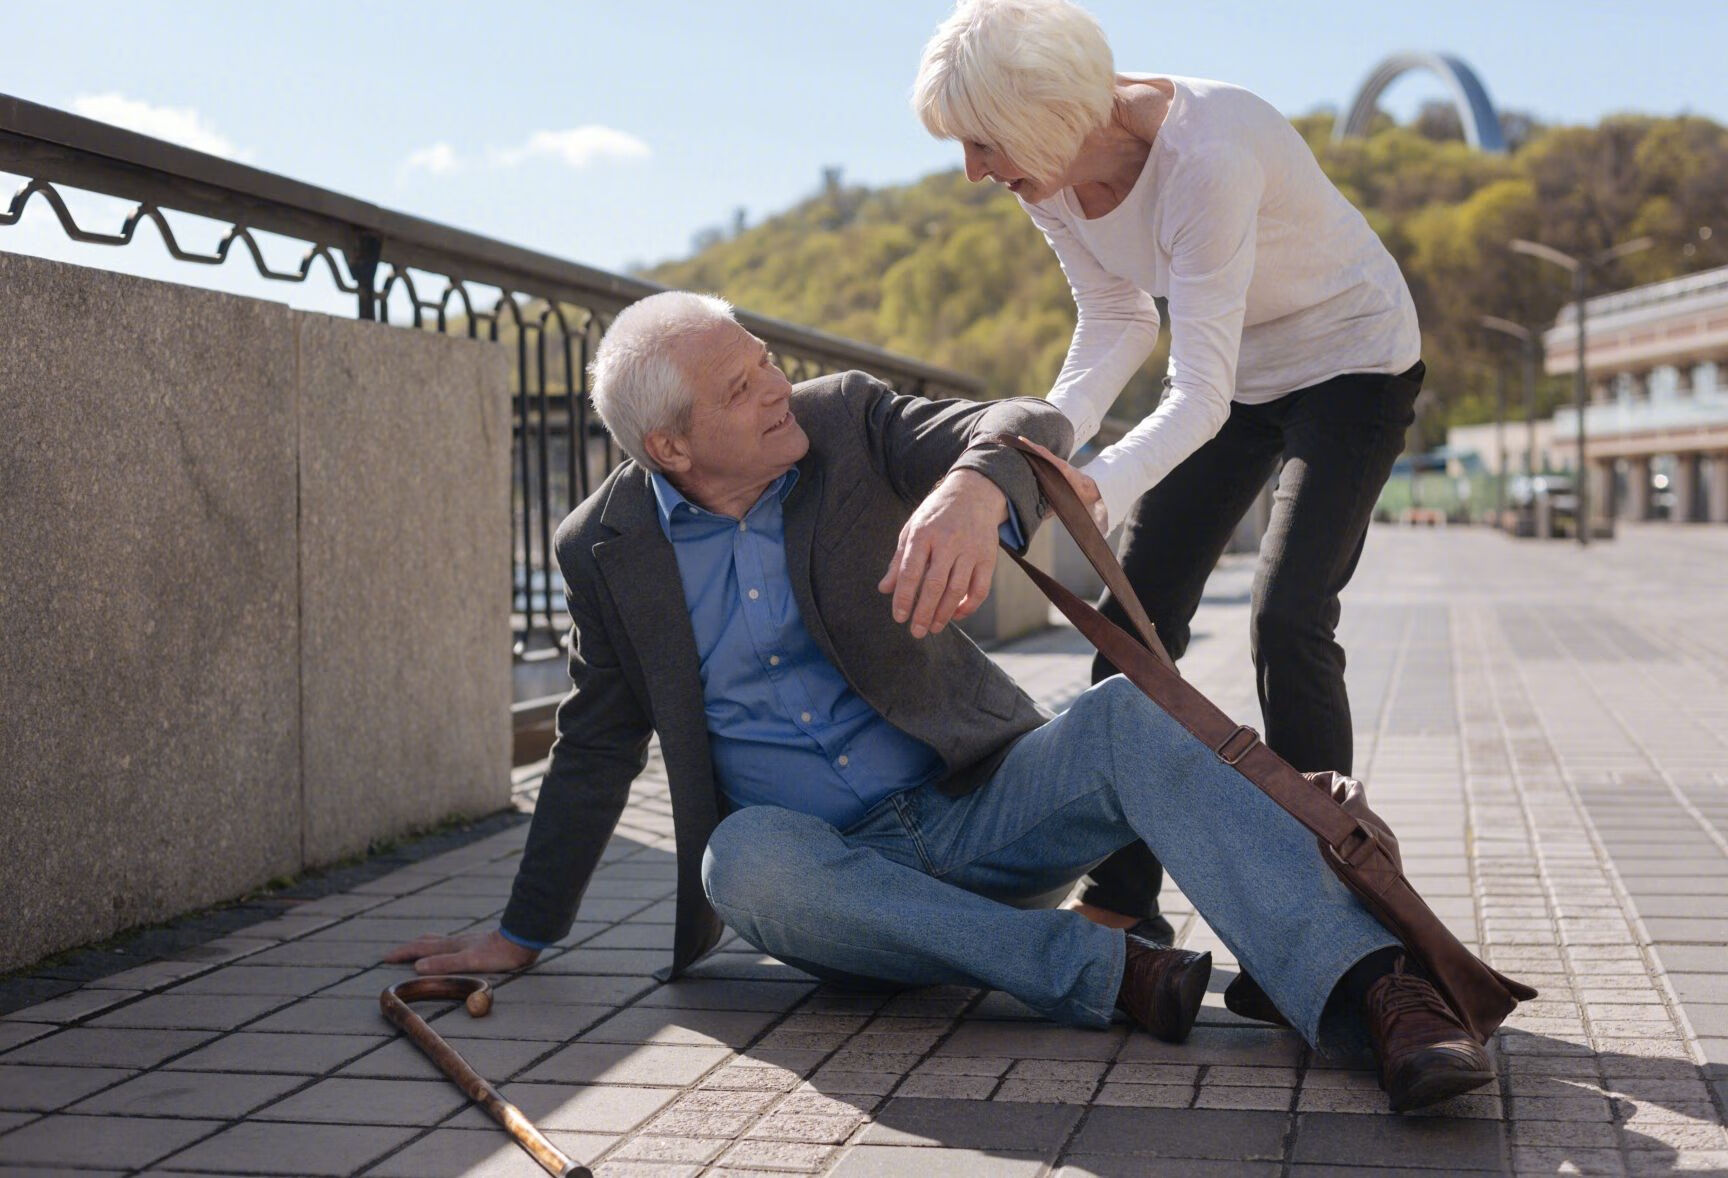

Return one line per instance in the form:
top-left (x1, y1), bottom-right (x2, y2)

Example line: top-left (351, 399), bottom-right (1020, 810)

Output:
top-left (1334, 823), bottom-right (1382, 868)
top-left (1215, 725), bottom-right (1261, 766)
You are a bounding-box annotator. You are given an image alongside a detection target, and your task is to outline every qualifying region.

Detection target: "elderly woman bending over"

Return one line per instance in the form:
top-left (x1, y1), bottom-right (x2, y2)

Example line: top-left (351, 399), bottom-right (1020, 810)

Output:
top-left (914, 0), bottom-right (1425, 948)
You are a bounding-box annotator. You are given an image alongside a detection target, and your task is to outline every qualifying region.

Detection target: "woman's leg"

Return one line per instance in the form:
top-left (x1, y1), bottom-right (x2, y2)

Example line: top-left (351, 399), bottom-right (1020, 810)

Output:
top-left (1252, 365), bottom-right (1422, 774)
top-left (1080, 404), bottom-right (1284, 923)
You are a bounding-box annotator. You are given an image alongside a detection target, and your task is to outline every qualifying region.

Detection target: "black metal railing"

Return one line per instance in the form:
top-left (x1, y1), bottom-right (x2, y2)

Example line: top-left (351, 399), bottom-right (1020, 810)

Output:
top-left (0, 92), bottom-right (984, 659)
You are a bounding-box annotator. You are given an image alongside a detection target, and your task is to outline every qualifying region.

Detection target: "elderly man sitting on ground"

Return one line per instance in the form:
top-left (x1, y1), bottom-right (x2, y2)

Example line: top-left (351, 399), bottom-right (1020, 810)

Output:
top-left (389, 290), bottom-right (1496, 1112)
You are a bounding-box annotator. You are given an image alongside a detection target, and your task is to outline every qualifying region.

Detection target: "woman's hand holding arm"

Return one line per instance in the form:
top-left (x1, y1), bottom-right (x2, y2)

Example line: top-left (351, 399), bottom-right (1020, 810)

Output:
top-left (1014, 436), bottom-right (1110, 535)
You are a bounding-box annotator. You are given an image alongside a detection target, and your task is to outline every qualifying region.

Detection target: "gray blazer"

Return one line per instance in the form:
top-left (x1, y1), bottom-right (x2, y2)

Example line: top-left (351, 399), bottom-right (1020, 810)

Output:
top-left (501, 370), bottom-right (1076, 977)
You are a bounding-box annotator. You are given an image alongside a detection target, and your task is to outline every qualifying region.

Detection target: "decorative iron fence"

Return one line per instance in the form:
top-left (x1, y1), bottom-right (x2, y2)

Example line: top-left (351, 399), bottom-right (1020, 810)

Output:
top-left (0, 92), bottom-right (984, 659)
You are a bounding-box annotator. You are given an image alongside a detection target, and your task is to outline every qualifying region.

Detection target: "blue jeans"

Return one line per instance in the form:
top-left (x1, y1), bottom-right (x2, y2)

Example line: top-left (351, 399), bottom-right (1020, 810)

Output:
top-left (701, 676), bottom-right (1398, 1046)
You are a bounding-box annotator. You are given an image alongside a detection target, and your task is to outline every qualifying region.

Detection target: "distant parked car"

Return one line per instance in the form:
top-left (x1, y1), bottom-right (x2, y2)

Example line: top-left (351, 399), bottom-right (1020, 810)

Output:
top-left (1508, 475), bottom-right (1578, 537)
top-left (1508, 474), bottom-right (1573, 509)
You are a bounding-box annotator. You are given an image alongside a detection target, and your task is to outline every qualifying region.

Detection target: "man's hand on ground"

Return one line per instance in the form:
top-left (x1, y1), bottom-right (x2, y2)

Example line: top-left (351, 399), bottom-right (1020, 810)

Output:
top-left (879, 469), bottom-right (1007, 638)
top-left (383, 928), bottom-right (539, 975)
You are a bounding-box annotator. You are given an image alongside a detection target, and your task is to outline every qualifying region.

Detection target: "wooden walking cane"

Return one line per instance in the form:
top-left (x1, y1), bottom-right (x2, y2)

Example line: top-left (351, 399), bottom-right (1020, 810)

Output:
top-left (380, 977), bottom-right (591, 1178)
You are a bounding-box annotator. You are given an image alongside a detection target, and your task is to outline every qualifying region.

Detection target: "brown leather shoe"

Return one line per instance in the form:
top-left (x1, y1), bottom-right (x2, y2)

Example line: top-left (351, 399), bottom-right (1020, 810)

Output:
top-left (1364, 961), bottom-right (1497, 1112)
top-left (1115, 936), bottom-right (1210, 1044)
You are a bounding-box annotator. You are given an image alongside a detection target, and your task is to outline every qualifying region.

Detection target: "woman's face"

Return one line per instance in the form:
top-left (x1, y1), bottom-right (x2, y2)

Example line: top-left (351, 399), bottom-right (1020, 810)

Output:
top-left (961, 140), bottom-right (1058, 203)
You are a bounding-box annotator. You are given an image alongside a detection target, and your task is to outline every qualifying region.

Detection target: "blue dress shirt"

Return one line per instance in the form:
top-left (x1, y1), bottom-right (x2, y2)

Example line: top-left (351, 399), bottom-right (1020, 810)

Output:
top-left (499, 466), bottom-right (1024, 953)
top-left (649, 468), bottom-right (947, 829)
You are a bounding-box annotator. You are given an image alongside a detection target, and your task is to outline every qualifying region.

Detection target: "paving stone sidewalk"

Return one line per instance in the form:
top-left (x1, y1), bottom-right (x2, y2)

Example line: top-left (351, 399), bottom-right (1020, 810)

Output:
top-left (3, 524), bottom-right (1726, 1176)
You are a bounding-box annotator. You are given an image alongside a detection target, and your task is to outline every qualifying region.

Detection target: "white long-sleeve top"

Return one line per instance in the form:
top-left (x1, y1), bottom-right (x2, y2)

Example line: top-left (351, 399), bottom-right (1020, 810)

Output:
top-left (1026, 75), bottom-right (1422, 530)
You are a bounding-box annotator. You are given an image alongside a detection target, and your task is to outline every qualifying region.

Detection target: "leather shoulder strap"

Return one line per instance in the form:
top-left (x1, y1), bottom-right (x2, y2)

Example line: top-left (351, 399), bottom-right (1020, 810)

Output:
top-left (981, 434), bottom-right (1365, 851)
top-left (985, 433), bottom-right (1175, 670)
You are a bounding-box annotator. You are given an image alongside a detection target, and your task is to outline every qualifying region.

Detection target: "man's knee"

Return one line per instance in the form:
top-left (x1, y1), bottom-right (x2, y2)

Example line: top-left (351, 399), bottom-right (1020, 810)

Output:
top-left (702, 805), bottom-right (827, 913)
top-left (1066, 675), bottom-right (1187, 755)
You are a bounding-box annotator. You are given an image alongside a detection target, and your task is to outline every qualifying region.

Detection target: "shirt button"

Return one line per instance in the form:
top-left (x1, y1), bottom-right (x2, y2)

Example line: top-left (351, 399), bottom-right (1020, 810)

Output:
top-left (801, 711), bottom-right (812, 723)
top-left (739, 521), bottom-right (748, 532)
top-left (748, 588), bottom-right (760, 600)
top-left (769, 655), bottom-right (781, 666)
top-left (838, 755), bottom-right (850, 767)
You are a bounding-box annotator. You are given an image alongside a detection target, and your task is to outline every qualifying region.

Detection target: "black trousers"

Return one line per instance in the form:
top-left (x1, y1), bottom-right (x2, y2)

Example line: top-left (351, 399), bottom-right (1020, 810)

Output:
top-left (1078, 362), bottom-right (1424, 919)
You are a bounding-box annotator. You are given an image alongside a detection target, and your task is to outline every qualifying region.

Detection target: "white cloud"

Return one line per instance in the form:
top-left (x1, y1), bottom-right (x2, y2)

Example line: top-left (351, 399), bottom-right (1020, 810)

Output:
top-left (491, 126), bottom-right (651, 169)
top-left (70, 92), bottom-right (247, 160)
top-left (395, 127), bottom-right (649, 184)
top-left (402, 142), bottom-right (463, 175)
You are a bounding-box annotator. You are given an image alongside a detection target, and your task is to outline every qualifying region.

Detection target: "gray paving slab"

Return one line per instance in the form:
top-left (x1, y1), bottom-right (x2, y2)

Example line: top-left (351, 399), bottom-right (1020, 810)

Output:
top-left (1, 990), bottom-right (143, 1026)
top-left (831, 1145), bottom-right (1049, 1176)
top-left (244, 996), bottom-right (407, 1037)
top-left (1291, 1111), bottom-right (1507, 1170)
top-left (577, 1008), bottom-right (781, 1049)
top-left (250, 1075), bottom-right (470, 1126)
top-left (157, 1030), bottom-right (386, 1075)
top-left (363, 1128), bottom-right (617, 1177)
top-left (629, 981), bottom-right (816, 1016)
top-left (423, 1001), bottom-right (618, 1042)
top-left (84, 993), bottom-right (292, 1031)
top-left (337, 1035), bottom-right (553, 1082)
top-left (0, 1024), bottom-right (55, 1055)
top-left (520, 1043), bottom-right (732, 1086)
top-left (151, 1120), bottom-right (418, 1175)
top-left (3, 1028), bottom-right (217, 1070)
top-left (73, 1072), bottom-right (305, 1124)
top-left (0, 1113), bottom-right (224, 1170)
top-left (0, 1065), bottom-right (137, 1112)
top-left (1069, 1106), bottom-right (1290, 1159)
top-left (166, 965), bottom-right (356, 997)
top-left (442, 1082), bottom-right (680, 1133)
top-left (856, 1096), bottom-right (1081, 1152)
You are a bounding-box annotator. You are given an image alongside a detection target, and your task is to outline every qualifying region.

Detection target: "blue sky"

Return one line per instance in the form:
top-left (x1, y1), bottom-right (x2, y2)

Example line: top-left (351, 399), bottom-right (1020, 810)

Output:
top-left (4, 1), bottom-right (1726, 314)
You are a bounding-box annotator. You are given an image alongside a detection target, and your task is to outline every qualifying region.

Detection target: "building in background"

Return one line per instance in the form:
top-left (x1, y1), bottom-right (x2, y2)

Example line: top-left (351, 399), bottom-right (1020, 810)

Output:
top-left (1444, 418), bottom-right (1563, 480)
top-left (1545, 266), bottom-right (1728, 523)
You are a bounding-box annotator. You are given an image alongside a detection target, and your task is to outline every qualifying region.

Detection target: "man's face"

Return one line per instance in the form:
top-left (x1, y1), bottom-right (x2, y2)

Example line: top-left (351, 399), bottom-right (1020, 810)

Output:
top-left (668, 319), bottom-right (809, 496)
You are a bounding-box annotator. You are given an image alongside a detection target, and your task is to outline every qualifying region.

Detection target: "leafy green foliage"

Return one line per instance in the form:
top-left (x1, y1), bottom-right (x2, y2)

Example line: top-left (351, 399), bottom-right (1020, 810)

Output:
top-left (648, 110), bottom-right (1728, 432)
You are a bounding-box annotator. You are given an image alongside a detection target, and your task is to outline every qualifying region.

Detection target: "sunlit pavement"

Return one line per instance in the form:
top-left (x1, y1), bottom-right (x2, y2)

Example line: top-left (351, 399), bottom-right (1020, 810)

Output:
top-left (2, 523), bottom-right (1725, 1176)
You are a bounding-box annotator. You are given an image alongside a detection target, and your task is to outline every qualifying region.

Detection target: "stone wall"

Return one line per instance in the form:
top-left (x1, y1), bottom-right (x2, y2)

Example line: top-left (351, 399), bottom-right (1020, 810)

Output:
top-left (0, 253), bottom-right (511, 972)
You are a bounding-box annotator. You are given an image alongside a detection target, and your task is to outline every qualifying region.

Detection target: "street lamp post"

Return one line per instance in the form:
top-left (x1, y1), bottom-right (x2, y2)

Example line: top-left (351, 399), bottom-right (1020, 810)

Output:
top-left (1490, 358), bottom-right (1507, 523)
top-left (1509, 237), bottom-right (1653, 545)
top-left (1480, 316), bottom-right (1541, 527)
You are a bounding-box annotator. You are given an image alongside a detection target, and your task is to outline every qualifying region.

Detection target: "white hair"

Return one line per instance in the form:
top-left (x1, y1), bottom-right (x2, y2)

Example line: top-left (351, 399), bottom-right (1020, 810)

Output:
top-left (913, 0), bottom-right (1116, 185)
top-left (587, 290), bottom-right (735, 471)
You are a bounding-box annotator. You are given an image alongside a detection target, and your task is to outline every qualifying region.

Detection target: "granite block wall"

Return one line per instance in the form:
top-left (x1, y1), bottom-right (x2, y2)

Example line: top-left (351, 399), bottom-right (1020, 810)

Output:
top-left (0, 252), bottom-right (510, 970)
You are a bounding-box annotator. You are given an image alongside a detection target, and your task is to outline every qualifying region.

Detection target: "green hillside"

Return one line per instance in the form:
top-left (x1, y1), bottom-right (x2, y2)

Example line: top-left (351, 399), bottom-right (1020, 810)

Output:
top-left (647, 108), bottom-right (1728, 433)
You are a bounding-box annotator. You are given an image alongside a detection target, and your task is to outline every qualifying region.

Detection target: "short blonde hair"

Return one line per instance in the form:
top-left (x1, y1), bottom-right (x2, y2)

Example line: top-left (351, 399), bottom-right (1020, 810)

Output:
top-left (588, 291), bottom-right (734, 471)
top-left (913, 0), bottom-right (1116, 185)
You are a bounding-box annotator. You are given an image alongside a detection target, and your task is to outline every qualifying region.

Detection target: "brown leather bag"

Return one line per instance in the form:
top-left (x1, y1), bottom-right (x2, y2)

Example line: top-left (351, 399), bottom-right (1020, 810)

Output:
top-left (989, 435), bottom-right (1536, 1042)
